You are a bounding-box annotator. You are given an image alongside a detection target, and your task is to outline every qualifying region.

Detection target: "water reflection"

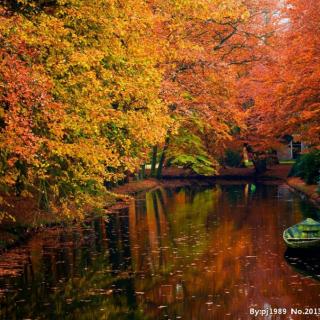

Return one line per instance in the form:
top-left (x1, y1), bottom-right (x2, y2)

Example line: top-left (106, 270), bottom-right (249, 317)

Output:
top-left (0, 183), bottom-right (320, 319)
top-left (285, 250), bottom-right (320, 282)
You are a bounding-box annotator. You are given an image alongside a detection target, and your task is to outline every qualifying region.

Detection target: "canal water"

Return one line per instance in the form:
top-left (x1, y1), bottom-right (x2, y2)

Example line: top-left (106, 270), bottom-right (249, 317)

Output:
top-left (0, 183), bottom-right (320, 319)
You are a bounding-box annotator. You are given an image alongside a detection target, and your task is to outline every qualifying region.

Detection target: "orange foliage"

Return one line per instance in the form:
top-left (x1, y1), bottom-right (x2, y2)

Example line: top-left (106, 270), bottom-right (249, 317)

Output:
top-left (239, 0), bottom-right (320, 149)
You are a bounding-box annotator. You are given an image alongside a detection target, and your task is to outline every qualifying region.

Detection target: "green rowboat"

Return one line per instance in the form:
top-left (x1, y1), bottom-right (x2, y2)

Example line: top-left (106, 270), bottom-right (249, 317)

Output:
top-left (283, 218), bottom-right (320, 249)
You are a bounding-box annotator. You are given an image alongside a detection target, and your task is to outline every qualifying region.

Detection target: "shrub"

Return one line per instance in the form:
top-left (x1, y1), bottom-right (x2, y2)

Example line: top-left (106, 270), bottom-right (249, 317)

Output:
top-left (290, 150), bottom-right (320, 184)
top-left (224, 149), bottom-right (243, 167)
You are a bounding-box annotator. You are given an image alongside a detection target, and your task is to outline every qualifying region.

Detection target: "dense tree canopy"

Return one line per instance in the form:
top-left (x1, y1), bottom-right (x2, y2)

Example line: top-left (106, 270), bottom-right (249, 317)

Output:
top-left (0, 0), bottom-right (170, 216)
top-left (239, 0), bottom-right (320, 149)
top-left (1, 0), bottom-right (319, 218)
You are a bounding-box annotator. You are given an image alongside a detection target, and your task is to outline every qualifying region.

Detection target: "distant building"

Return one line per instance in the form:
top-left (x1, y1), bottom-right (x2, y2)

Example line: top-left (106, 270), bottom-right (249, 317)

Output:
top-left (277, 136), bottom-right (307, 160)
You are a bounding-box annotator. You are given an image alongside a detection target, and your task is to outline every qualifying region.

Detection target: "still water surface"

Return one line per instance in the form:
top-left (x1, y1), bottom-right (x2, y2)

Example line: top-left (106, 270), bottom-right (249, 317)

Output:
top-left (1, 183), bottom-right (320, 319)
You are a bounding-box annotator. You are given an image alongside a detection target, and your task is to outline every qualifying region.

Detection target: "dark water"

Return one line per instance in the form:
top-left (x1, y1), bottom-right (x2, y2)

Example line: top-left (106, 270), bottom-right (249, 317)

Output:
top-left (1, 183), bottom-right (320, 320)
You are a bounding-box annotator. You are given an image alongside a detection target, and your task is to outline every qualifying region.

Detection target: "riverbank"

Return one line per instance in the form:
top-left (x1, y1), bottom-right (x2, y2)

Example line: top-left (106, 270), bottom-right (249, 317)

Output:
top-left (287, 177), bottom-right (320, 208)
top-left (0, 176), bottom-right (218, 253)
top-left (1, 181), bottom-right (317, 319)
top-left (0, 163), bottom-right (316, 253)
top-left (159, 164), bottom-right (292, 181)
top-left (0, 191), bottom-right (127, 253)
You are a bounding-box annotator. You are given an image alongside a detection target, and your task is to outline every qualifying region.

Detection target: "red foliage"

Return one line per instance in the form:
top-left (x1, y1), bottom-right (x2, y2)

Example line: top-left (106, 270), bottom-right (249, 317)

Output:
top-left (239, 0), bottom-right (320, 149)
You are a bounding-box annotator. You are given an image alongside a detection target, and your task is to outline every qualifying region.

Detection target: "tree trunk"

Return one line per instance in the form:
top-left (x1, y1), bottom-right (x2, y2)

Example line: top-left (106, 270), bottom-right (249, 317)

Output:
top-left (150, 145), bottom-right (158, 177)
top-left (252, 156), bottom-right (267, 174)
top-left (157, 136), bottom-right (170, 179)
top-left (140, 163), bottom-right (146, 180)
top-left (123, 170), bottom-right (130, 183)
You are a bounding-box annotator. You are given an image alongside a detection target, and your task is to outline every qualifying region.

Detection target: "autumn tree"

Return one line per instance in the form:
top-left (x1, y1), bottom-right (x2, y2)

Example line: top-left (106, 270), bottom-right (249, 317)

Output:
top-left (150, 0), bottom-right (276, 176)
top-left (0, 1), bottom-right (170, 217)
top-left (0, 0), bottom-right (288, 218)
top-left (239, 0), bottom-right (320, 156)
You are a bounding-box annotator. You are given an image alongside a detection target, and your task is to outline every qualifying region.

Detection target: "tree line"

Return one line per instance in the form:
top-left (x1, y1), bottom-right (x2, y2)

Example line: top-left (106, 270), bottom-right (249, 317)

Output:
top-left (0, 0), bottom-right (318, 218)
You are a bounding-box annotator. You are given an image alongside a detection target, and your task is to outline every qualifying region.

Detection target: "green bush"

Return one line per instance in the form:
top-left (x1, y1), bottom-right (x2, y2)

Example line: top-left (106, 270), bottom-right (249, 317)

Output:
top-left (170, 154), bottom-right (216, 176)
top-left (224, 149), bottom-right (243, 167)
top-left (290, 150), bottom-right (320, 184)
top-left (166, 126), bottom-right (217, 176)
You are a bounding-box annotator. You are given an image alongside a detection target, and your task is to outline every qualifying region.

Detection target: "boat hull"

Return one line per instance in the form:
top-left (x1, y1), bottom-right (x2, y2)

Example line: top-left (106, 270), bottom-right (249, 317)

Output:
top-left (283, 231), bottom-right (320, 249)
top-left (283, 218), bottom-right (320, 249)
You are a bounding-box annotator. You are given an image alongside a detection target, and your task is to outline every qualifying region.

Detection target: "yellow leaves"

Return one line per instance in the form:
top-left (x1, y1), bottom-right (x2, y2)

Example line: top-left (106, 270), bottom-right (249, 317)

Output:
top-left (3, 173), bottom-right (17, 187)
top-left (213, 0), bottom-right (249, 21)
top-left (156, 0), bottom-right (248, 25)
top-left (241, 9), bottom-right (251, 21)
top-left (181, 91), bottom-right (193, 101)
top-left (70, 50), bottom-right (104, 70)
top-left (0, 0), bottom-right (250, 217)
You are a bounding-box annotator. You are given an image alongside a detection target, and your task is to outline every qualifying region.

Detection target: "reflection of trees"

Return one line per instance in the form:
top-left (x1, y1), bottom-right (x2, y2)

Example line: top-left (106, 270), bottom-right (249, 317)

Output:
top-left (298, 200), bottom-right (320, 220)
top-left (134, 217), bottom-right (254, 319)
top-left (106, 209), bottom-right (132, 274)
top-left (130, 185), bottom-right (320, 319)
top-left (1, 184), bottom-right (320, 319)
top-left (285, 250), bottom-right (320, 282)
top-left (129, 187), bottom-right (222, 276)
top-left (0, 216), bottom-right (150, 320)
